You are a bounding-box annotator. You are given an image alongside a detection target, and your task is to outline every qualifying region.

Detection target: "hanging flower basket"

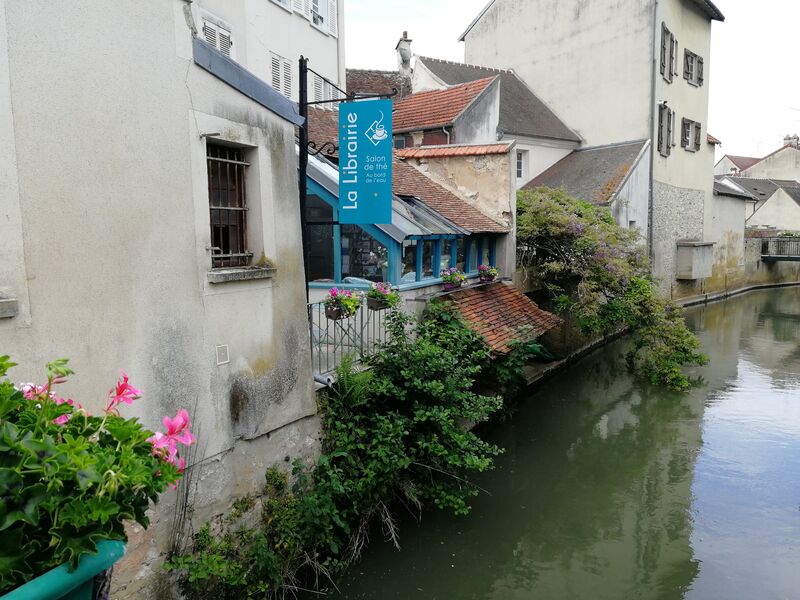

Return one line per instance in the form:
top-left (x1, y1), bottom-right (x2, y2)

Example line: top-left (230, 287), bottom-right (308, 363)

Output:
top-left (325, 305), bottom-right (350, 320)
top-left (440, 268), bottom-right (466, 291)
top-left (366, 283), bottom-right (399, 311)
top-left (323, 288), bottom-right (362, 320)
top-left (442, 281), bottom-right (463, 291)
top-left (478, 265), bottom-right (499, 283)
top-left (367, 296), bottom-right (391, 311)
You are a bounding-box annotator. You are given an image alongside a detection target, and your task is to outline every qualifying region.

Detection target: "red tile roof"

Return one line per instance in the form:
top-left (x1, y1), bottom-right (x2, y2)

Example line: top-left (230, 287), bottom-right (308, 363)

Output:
top-left (446, 283), bottom-right (563, 354)
top-left (305, 107), bottom-right (341, 159)
top-left (394, 159), bottom-right (507, 233)
top-left (396, 143), bottom-right (513, 159)
top-left (707, 133), bottom-right (721, 145)
top-left (346, 69), bottom-right (412, 98)
top-left (392, 77), bottom-right (497, 133)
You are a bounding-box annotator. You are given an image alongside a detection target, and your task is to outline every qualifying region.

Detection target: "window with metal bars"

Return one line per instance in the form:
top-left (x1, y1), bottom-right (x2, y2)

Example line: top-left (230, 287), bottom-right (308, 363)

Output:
top-left (207, 144), bottom-right (251, 268)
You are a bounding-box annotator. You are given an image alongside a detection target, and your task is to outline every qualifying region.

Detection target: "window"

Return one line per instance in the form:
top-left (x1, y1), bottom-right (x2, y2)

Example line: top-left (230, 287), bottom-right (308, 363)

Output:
top-left (311, 0), bottom-right (327, 27)
top-left (683, 50), bottom-right (704, 86)
top-left (309, 0), bottom-right (337, 36)
top-left (270, 52), bottom-right (292, 99)
top-left (306, 195), bottom-right (334, 281)
top-left (660, 23), bottom-right (676, 83)
top-left (657, 104), bottom-right (675, 157)
top-left (468, 239), bottom-right (478, 272)
top-left (341, 226), bottom-right (387, 282)
top-left (207, 144), bottom-right (251, 268)
top-left (421, 240), bottom-right (436, 279)
top-left (202, 17), bottom-right (233, 58)
top-left (292, 0), bottom-right (310, 17)
top-left (516, 150), bottom-right (526, 179)
top-left (402, 240), bottom-right (417, 282)
top-left (271, 0), bottom-right (291, 9)
top-left (440, 241), bottom-right (453, 272)
top-left (455, 239), bottom-right (466, 272)
top-left (681, 118), bottom-right (702, 152)
top-left (394, 137), bottom-right (407, 149)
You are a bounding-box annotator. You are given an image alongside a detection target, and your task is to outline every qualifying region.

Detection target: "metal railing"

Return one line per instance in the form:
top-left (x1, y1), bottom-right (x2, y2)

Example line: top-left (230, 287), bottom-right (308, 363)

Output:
top-left (308, 298), bottom-right (393, 380)
top-left (761, 237), bottom-right (800, 258)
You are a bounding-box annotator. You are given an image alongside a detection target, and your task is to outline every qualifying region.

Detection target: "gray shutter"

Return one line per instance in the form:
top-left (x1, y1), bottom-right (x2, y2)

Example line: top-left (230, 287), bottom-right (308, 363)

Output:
top-left (657, 106), bottom-right (665, 154)
top-left (203, 21), bottom-right (217, 48)
top-left (694, 122), bottom-right (702, 151)
top-left (660, 24), bottom-right (667, 76)
top-left (681, 118), bottom-right (690, 148)
top-left (697, 57), bottom-right (704, 86)
top-left (667, 109), bottom-right (675, 155)
top-left (218, 27), bottom-right (232, 57)
top-left (328, 0), bottom-right (338, 36)
top-left (683, 51), bottom-right (691, 80)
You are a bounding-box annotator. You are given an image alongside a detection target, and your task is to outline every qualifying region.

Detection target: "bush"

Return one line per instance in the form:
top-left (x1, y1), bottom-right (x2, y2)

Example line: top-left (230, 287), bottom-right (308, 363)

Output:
top-left (0, 356), bottom-right (194, 594)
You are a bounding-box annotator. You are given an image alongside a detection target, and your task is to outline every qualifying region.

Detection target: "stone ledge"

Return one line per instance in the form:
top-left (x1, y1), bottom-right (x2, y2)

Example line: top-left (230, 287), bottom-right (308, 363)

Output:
top-left (0, 298), bottom-right (19, 319)
top-left (207, 267), bottom-right (276, 284)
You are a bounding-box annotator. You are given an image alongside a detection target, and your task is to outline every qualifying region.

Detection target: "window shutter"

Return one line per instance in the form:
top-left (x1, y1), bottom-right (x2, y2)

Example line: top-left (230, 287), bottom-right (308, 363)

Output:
top-left (660, 23), bottom-right (667, 76)
top-left (271, 54), bottom-right (282, 91)
top-left (671, 37), bottom-right (678, 78)
top-left (657, 106), bottom-right (665, 154)
top-left (328, 0), bottom-right (338, 36)
top-left (313, 74), bottom-right (323, 103)
top-left (683, 51), bottom-right (692, 80)
top-left (681, 118), bottom-right (690, 148)
top-left (694, 122), bottom-right (702, 151)
top-left (669, 109), bottom-right (676, 148)
top-left (293, 0), bottom-right (310, 17)
top-left (282, 59), bottom-right (292, 98)
top-left (203, 21), bottom-right (217, 48)
top-left (218, 27), bottom-right (232, 57)
top-left (697, 57), bottom-right (704, 86)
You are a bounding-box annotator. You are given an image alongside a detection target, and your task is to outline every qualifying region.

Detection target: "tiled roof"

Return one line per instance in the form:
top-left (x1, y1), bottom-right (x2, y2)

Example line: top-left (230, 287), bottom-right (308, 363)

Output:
top-left (346, 69), bottom-right (412, 98)
top-left (524, 140), bottom-right (649, 204)
top-left (395, 143), bottom-right (513, 159)
top-left (394, 159), bottom-right (507, 233)
top-left (392, 77), bottom-right (497, 133)
top-left (741, 145), bottom-right (800, 173)
top-left (416, 56), bottom-right (580, 143)
top-left (446, 283), bottom-right (562, 354)
top-left (305, 107), bottom-right (341, 159)
top-left (724, 154), bottom-right (761, 171)
top-left (707, 133), bottom-right (721, 145)
top-left (724, 177), bottom-right (800, 202)
top-left (713, 179), bottom-right (755, 200)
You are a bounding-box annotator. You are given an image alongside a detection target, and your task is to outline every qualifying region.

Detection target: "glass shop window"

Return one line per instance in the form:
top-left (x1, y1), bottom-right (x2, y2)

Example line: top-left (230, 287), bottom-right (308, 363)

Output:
top-left (341, 225), bottom-right (388, 282)
top-left (402, 240), bottom-right (417, 282)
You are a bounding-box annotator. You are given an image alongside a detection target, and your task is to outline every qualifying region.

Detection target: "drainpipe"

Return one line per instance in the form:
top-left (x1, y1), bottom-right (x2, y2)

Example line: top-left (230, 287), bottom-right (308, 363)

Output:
top-left (647, 0), bottom-right (658, 265)
top-left (442, 126), bottom-right (451, 145)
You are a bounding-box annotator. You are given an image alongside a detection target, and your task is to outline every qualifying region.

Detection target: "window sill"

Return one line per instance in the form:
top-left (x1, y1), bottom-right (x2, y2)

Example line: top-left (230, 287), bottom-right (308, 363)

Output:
top-left (0, 298), bottom-right (18, 319)
top-left (268, 0), bottom-right (293, 14)
top-left (207, 266), bottom-right (276, 284)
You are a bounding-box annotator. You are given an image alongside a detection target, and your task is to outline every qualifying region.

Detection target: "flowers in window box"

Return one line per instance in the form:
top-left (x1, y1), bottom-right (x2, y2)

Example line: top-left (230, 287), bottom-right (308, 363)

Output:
top-left (440, 267), bottom-right (467, 290)
top-left (324, 287), bottom-right (362, 320)
top-left (478, 264), bottom-right (499, 282)
top-left (0, 356), bottom-right (194, 595)
top-left (366, 282), bottom-right (400, 310)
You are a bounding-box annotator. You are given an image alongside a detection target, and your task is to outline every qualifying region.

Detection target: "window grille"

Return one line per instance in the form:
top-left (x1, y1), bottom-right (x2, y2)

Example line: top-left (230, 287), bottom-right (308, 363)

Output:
top-left (207, 144), bottom-right (251, 268)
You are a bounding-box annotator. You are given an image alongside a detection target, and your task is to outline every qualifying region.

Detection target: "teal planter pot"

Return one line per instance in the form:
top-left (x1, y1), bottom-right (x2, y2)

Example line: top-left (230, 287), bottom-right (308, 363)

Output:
top-left (2, 541), bottom-right (125, 600)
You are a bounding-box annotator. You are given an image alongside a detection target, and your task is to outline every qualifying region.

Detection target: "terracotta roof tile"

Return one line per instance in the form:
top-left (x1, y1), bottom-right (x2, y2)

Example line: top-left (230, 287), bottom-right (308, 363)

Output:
top-left (446, 283), bottom-right (562, 354)
top-left (392, 77), bottom-right (497, 133)
top-left (346, 69), bottom-right (412, 98)
top-left (707, 133), bottom-right (721, 145)
top-left (725, 154), bottom-right (761, 171)
top-left (396, 143), bottom-right (513, 159)
top-left (394, 159), bottom-right (507, 233)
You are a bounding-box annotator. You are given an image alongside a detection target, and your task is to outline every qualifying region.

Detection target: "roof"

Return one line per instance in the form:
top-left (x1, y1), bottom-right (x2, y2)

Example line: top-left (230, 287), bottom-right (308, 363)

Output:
top-left (395, 142), bottom-right (513, 159)
top-left (458, 0), bottom-right (723, 40)
top-left (713, 179), bottom-right (755, 200)
top-left (346, 69), bottom-right (412, 98)
top-left (394, 159), bottom-right (508, 233)
top-left (707, 133), bottom-right (721, 145)
top-left (192, 38), bottom-right (303, 126)
top-left (720, 154), bottom-right (761, 171)
top-left (446, 283), bottom-right (563, 354)
top-left (523, 140), bottom-right (649, 204)
top-left (416, 56), bottom-right (580, 142)
top-left (742, 145), bottom-right (800, 173)
top-left (722, 177), bottom-right (800, 202)
top-left (305, 107), bottom-right (341, 159)
top-left (392, 77), bottom-right (497, 133)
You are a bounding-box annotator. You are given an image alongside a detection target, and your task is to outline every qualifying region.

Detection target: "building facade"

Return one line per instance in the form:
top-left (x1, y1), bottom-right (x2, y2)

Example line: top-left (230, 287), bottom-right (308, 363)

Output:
top-left (460, 0), bottom-right (724, 294)
top-left (0, 1), bottom-right (318, 596)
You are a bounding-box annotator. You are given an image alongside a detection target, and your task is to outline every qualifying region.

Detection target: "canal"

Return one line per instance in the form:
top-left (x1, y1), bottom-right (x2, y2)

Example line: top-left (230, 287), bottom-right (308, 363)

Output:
top-left (324, 287), bottom-right (800, 599)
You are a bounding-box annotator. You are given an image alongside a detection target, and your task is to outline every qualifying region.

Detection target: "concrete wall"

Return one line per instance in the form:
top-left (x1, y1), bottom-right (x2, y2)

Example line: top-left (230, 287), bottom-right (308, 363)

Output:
top-left (702, 194), bottom-right (747, 293)
top-left (610, 143), bottom-right (651, 237)
top-left (196, 0), bottom-right (345, 102)
top-left (742, 146), bottom-right (800, 180)
top-left (452, 79), bottom-right (501, 145)
top-left (714, 155), bottom-right (743, 177)
top-left (747, 188), bottom-right (800, 231)
top-left (513, 135), bottom-right (575, 189)
top-left (404, 152), bottom-right (516, 277)
top-left (0, 2), bottom-right (318, 596)
top-left (464, 0), bottom-right (654, 147)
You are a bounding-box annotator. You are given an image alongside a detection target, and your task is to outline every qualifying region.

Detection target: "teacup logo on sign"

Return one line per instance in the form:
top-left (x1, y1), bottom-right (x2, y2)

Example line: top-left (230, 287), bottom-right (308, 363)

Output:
top-left (338, 99), bottom-right (393, 225)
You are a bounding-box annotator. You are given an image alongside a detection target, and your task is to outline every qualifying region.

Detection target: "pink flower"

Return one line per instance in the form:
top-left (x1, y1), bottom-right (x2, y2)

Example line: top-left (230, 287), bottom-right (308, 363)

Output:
top-left (106, 371), bottom-right (141, 413)
top-left (54, 414), bottom-right (71, 426)
top-left (148, 408), bottom-right (195, 473)
top-left (162, 409), bottom-right (195, 446)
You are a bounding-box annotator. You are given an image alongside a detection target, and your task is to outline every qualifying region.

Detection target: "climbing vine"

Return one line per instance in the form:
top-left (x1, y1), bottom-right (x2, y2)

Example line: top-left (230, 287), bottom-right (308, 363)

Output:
top-left (516, 187), bottom-right (707, 390)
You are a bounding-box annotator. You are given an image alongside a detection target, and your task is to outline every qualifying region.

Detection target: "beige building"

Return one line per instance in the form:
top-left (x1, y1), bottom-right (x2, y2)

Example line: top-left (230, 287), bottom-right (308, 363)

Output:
top-left (459, 0), bottom-right (724, 295)
top-left (0, 1), bottom-right (322, 596)
top-left (740, 138), bottom-right (800, 180)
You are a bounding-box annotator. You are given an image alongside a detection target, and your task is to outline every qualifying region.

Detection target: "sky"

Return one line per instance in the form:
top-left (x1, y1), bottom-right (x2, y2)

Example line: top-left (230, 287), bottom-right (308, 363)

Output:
top-left (344, 0), bottom-right (800, 160)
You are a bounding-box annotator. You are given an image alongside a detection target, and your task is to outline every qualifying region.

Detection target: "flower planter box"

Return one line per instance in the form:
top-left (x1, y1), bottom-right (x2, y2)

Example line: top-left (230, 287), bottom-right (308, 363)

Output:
top-left (366, 297), bottom-right (391, 311)
top-left (479, 275), bottom-right (496, 283)
top-left (325, 305), bottom-right (356, 320)
top-left (442, 282), bottom-right (463, 291)
top-left (2, 541), bottom-right (125, 600)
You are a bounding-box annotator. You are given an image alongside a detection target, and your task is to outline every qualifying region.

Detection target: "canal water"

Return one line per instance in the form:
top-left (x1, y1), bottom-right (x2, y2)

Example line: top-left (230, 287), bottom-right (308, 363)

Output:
top-left (324, 288), bottom-right (800, 599)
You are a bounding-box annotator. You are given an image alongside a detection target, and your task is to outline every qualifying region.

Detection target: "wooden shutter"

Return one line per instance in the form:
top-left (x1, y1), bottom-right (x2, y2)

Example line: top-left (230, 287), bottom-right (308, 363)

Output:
top-left (697, 57), bottom-right (704, 86)
top-left (671, 37), bottom-right (678, 79)
top-left (271, 54), bottom-right (282, 91)
top-left (681, 118), bottom-right (690, 148)
top-left (657, 106), bottom-right (665, 155)
top-left (694, 122), bottom-right (702, 151)
top-left (683, 51), bottom-right (692, 80)
top-left (328, 0), bottom-right (338, 36)
top-left (669, 110), bottom-right (676, 148)
top-left (313, 74), bottom-right (323, 103)
top-left (660, 23), bottom-right (667, 76)
top-left (282, 59), bottom-right (292, 98)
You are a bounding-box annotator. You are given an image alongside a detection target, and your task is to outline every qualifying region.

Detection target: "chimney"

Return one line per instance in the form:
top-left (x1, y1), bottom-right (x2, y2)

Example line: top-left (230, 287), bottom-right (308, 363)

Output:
top-left (784, 133), bottom-right (799, 148)
top-left (396, 31), bottom-right (413, 78)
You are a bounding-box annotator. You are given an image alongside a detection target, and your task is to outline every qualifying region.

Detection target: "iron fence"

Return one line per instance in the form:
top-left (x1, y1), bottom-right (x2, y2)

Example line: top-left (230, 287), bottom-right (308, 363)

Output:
top-left (761, 237), bottom-right (800, 257)
top-left (308, 298), bottom-right (393, 379)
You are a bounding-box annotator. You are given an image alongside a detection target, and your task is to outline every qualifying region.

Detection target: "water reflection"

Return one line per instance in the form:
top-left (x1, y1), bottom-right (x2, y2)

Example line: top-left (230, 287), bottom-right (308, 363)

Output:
top-left (322, 288), bottom-right (800, 600)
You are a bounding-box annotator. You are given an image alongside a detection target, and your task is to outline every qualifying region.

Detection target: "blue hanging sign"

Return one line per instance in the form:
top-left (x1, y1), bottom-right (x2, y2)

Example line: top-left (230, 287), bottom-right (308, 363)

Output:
top-left (338, 99), bottom-right (393, 225)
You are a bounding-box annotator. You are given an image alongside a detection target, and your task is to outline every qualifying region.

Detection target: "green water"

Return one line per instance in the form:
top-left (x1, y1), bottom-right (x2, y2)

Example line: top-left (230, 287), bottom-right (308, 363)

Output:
top-left (324, 288), bottom-right (800, 600)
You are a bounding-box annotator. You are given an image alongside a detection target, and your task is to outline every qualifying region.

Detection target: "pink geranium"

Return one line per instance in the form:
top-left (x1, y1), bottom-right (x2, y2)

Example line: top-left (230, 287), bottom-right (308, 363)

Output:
top-left (106, 371), bottom-right (141, 413)
top-left (148, 408), bottom-right (195, 472)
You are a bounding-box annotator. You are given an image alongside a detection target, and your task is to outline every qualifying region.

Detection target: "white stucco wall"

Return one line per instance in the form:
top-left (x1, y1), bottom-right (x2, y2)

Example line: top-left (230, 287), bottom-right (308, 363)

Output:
top-left (747, 189), bottom-right (800, 231)
top-left (411, 60), bottom-right (447, 92)
top-left (741, 146), bottom-right (800, 181)
top-left (610, 143), bottom-right (651, 237)
top-left (197, 0), bottom-right (345, 102)
top-left (463, 0), bottom-right (654, 147)
top-left (453, 79), bottom-right (501, 145)
top-left (714, 155), bottom-right (743, 177)
top-left (0, 2), bottom-right (318, 596)
top-left (513, 136), bottom-right (575, 190)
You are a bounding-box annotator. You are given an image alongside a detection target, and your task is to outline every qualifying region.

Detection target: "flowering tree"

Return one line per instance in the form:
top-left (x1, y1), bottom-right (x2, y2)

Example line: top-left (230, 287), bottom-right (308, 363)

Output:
top-left (516, 187), bottom-right (707, 390)
top-left (0, 356), bottom-right (195, 594)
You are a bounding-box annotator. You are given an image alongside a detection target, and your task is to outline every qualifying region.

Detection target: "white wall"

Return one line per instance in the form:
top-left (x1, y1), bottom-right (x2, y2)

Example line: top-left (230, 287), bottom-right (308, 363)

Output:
top-left (197, 0), bottom-right (345, 102)
top-left (747, 189), bottom-right (800, 231)
top-left (513, 135), bottom-right (575, 189)
top-left (0, 2), bottom-right (318, 595)
top-left (611, 143), bottom-right (651, 237)
top-left (742, 146), bottom-right (800, 181)
top-left (453, 79), bottom-right (501, 145)
top-left (463, 0), bottom-right (654, 147)
top-left (714, 155), bottom-right (743, 177)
